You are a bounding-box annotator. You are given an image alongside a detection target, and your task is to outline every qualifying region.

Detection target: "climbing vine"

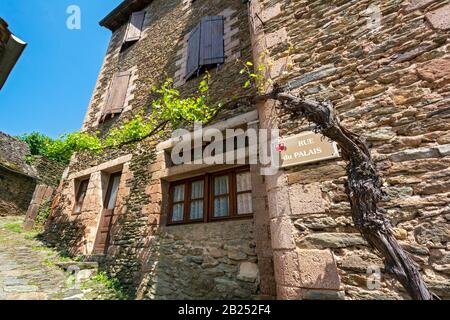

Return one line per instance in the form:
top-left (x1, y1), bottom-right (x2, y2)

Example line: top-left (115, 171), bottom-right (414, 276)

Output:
top-left (20, 75), bottom-right (221, 164)
top-left (20, 59), bottom-right (277, 165)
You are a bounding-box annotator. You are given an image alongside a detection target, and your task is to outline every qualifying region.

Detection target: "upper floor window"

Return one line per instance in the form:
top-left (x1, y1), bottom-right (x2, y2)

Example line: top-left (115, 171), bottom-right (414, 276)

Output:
top-left (168, 167), bottom-right (253, 225)
top-left (100, 71), bottom-right (131, 122)
top-left (186, 16), bottom-right (225, 80)
top-left (123, 11), bottom-right (146, 44)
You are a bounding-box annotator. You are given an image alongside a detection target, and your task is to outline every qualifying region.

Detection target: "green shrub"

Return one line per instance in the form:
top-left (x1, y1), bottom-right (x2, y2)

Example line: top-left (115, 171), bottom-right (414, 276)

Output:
top-left (18, 76), bottom-right (221, 165)
top-left (35, 198), bottom-right (52, 226)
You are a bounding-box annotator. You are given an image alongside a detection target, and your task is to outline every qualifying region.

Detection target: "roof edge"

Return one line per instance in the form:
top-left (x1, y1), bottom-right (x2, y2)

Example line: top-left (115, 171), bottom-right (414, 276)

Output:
top-left (99, 0), bottom-right (153, 31)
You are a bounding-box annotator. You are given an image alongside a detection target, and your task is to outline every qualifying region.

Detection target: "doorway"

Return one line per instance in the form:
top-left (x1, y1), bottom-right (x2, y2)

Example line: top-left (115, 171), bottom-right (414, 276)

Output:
top-left (93, 172), bottom-right (122, 255)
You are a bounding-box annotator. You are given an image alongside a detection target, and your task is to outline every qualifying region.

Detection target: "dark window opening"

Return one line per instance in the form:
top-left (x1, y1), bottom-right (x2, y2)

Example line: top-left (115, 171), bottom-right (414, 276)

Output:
top-left (73, 178), bottom-right (90, 214)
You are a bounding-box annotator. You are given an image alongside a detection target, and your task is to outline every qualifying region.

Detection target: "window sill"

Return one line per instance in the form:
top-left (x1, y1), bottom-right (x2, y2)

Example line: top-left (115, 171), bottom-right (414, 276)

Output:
top-left (166, 214), bottom-right (253, 227)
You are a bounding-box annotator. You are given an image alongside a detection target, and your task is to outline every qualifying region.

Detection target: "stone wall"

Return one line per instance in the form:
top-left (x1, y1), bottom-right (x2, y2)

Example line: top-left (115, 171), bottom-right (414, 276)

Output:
top-left (0, 131), bottom-right (36, 177)
top-left (252, 0), bottom-right (450, 299)
top-left (47, 0), bottom-right (450, 300)
top-left (31, 156), bottom-right (66, 187)
top-left (0, 168), bottom-right (36, 217)
top-left (45, 0), bottom-right (266, 299)
top-left (81, 0), bottom-right (254, 132)
top-left (136, 220), bottom-right (259, 299)
top-left (0, 132), bottom-right (37, 217)
top-left (0, 132), bottom-right (65, 218)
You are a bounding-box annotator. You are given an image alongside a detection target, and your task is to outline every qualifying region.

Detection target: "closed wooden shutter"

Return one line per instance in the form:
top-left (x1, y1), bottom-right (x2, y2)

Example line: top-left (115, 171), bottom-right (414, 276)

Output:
top-left (103, 71), bottom-right (131, 118)
top-left (124, 11), bottom-right (146, 43)
top-left (186, 23), bottom-right (201, 79)
top-left (200, 16), bottom-right (225, 66)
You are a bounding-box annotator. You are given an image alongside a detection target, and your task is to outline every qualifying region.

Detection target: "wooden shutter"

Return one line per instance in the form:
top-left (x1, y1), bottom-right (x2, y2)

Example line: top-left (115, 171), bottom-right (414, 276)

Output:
top-left (103, 71), bottom-right (131, 118)
top-left (124, 11), bottom-right (146, 43)
top-left (186, 23), bottom-right (201, 79)
top-left (200, 16), bottom-right (225, 66)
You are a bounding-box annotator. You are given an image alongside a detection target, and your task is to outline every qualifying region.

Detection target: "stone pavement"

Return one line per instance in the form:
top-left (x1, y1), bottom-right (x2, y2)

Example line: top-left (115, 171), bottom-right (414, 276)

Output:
top-left (0, 216), bottom-right (119, 300)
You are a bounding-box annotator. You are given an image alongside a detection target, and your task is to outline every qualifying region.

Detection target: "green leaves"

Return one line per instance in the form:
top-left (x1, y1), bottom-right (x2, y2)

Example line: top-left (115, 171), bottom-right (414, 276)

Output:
top-left (151, 74), bottom-right (217, 127)
top-left (18, 132), bottom-right (53, 157)
top-left (20, 75), bottom-right (222, 164)
top-left (238, 59), bottom-right (270, 94)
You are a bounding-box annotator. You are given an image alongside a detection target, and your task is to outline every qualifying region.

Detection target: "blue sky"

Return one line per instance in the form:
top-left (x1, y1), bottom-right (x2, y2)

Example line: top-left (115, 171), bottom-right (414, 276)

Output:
top-left (0, 0), bottom-right (122, 138)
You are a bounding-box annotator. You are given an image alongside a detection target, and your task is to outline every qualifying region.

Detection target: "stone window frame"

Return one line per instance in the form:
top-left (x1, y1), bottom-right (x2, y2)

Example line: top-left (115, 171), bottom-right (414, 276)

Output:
top-left (67, 155), bottom-right (132, 255)
top-left (167, 166), bottom-right (253, 226)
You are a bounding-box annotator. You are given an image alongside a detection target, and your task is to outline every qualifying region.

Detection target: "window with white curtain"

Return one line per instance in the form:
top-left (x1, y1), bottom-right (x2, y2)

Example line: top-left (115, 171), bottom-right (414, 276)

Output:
top-left (168, 167), bottom-right (253, 225)
top-left (190, 180), bottom-right (204, 220)
top-left (236, 171), bottom-right (252, 215)
top-left (171, 184), bottom-right (185, 222)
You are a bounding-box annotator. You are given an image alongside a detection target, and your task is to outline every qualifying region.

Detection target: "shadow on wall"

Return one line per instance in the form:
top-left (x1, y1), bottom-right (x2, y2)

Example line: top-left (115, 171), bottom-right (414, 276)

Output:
top-left (44, 189), bottom-right (87, 258)
top-left (0, 167), bottom-right (36, 217)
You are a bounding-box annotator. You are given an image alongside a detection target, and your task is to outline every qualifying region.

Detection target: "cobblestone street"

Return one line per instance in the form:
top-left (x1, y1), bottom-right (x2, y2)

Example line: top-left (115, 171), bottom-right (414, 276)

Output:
top-left (0, 216), bottom-right (120, 300)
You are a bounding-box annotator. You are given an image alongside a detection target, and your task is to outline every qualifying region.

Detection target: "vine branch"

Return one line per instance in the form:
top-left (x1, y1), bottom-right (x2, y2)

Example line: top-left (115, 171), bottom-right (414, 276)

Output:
top-left (256, 88), bottom-right (437, 300)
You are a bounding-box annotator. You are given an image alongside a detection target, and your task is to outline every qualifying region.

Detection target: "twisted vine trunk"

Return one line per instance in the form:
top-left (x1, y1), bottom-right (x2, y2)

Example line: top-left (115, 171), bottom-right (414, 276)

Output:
top-left (260, 90), bottom-right (436, 300)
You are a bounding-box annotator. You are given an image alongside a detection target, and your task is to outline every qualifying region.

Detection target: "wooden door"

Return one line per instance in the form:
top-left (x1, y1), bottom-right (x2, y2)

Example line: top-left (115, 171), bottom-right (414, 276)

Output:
top-left (93, 172), bottom-right (122, 255)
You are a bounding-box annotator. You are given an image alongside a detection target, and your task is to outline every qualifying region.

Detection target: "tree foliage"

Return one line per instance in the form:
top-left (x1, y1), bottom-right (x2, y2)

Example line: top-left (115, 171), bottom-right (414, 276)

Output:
top-left (19, 75), bottom-right (220, 164)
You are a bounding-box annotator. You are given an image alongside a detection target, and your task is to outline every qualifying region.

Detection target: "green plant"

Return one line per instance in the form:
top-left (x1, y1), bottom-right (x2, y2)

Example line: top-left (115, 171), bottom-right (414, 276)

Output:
top-left (24, 155), bottom-right (35, 165)
top-left (34, 198), bottom-right (52, 226)
top-left (3, 222), bottom-right (22, 233)
top-left (18, 132), bottom-right (53, 156)
top-left (91, 272), bottom-right (130, 300)
top-left (238, 55), bottom-right (273, 94)
top-left (19, 76), bottom-right (222, 165)
top-left (43, 258), bottom-right (55, 268)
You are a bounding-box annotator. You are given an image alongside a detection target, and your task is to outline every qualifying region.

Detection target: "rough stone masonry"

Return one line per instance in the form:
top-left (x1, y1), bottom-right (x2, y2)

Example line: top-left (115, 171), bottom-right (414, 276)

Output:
top-left (0, 132), bottom-right (64, 218)
top-left (45, 0), bottom-right (450, 300)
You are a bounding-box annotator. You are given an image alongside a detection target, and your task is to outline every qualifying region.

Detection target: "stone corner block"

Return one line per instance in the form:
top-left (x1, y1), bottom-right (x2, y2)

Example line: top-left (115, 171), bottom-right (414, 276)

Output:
top-left (270, 218), bottom-right (296, 250)
top-left (276, 285), bottom-right (302, 300)
top-left (296, 249), bottom-right (341, 291)
top-left (425, 4), bottom-right (450, 31)
top-left (289, 183), bottom-right (327, 216)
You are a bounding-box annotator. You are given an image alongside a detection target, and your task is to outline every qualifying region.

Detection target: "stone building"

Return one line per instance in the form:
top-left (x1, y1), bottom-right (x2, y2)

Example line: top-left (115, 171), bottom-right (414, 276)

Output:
top-left (46, 0), bottom-right (450, 300)
top-left (0, 17), bottom-right (26, 90)
top-left (0, 132), bottom-right (64, 218)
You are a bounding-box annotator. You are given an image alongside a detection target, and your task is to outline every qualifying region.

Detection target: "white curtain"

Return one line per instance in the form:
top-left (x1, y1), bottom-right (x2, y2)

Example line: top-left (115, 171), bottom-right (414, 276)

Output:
top-left (214, 175), bottom-right (229, 195)
top-left (237, 172), bottom-right (252, 214)
top-left (172, 185), bottom-right (185, 221)
top-left (190, 181), bottom-right (204, 220)
top-left (237, 193), bottom-right (252, 214)
top-left (214, 175), bottom-right (229, 217)
top-left (173, 184), bottom-right (185, 202)
top-left (236, 172), bottom-right (251, 192)
top-left (214, 197), bottom-right (229, 217)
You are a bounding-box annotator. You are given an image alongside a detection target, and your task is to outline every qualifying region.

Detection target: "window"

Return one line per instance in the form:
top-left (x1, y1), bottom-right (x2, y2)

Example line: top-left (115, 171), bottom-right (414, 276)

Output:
top-left (186, 16), bottom-right (225, 80)
top-left (168, 167), bottom-right (253, 225)
top-left (236, 171), bottom-right (252, 215)
top-left (100, 71), bottom-right (131, 122)
top-left (123, 11), bottom-right (146, 44)
top-left (73, 178), bottom-right (90, 214)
